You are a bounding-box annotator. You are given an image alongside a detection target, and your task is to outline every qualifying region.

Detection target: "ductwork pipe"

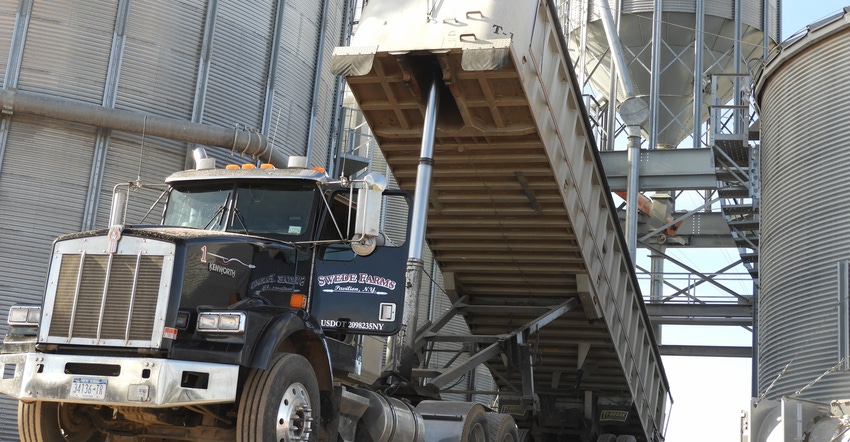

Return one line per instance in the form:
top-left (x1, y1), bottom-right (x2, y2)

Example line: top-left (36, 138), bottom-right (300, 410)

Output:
top-left (0, 88), bottom-right (271, 162)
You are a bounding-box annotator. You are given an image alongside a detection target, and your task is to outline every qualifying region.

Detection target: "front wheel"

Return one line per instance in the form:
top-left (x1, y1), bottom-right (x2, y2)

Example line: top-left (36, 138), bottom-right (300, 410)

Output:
top-left (237, 353), bottom-right (321, 442)
top-left (18, 400), bottom-right (104, 442)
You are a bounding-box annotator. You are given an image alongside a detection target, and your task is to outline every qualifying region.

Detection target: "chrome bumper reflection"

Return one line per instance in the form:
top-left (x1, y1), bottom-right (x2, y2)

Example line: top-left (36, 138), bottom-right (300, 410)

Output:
top-left (0, 353), bottom-right (238, 407)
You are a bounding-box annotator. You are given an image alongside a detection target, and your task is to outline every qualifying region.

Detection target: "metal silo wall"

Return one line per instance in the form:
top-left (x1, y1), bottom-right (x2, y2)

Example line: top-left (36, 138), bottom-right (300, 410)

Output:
top-left (758, 27), bottom-right (850, 401)
top-left (574, 0), bottom-right (777, 148)
top-left (270, 0), bottom-right (344, 169)
top-left (0, 0), bottom-right (344, 435)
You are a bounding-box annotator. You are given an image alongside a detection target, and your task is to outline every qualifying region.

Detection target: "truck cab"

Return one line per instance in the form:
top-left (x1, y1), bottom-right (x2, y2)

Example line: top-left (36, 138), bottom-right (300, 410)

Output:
top-left (0, 154), bottom-right (410, 441)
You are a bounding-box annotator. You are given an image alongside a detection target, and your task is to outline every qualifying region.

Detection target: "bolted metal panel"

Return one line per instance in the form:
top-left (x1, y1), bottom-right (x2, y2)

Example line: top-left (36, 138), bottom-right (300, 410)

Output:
top-left (742, 0), bottom-right (763, 29)
top-left (309, 0), bottom-right (347, 169)
top-left (0, 2), bottom-right (18, 85)
top-left (202, 0), bottom-right (275, 162)
top-left (0, 115), bottom-right (97, 296)
top-left (704, 0), bottom-right (733, 19)
top-left (269, 0), bottom-right (323, 160)
top-left (755, 22), bottom-right (850, 401)
top-left (18, 0), bottom-right (117, 103)
top-left (0, 0), bottom-right (343, 432)
top-left (118, 0), bottom-right (205, 120)
top-left (94, 133), bottom-right (188, 229)
top-left (0, 116), bottom-right (97, 439)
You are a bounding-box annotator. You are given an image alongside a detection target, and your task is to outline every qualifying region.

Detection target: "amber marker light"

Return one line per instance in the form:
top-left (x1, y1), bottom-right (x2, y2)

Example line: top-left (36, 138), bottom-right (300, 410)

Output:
top-left (290, 293), bottom-right (307, 309)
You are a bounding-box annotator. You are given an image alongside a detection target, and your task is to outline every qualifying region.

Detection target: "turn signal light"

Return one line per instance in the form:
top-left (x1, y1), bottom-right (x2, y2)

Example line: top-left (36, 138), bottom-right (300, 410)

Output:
top-left (290, 293), bottom-right (307, 309)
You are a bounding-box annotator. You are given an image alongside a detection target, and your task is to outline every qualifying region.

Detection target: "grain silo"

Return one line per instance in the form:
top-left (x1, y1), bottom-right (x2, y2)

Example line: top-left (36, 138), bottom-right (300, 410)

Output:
top-left (563, 0), bottom-right (778, 149)
top-left (0, 0), bottom-right (346, 437)
top-left (754, 8), bottom-right (850, 402)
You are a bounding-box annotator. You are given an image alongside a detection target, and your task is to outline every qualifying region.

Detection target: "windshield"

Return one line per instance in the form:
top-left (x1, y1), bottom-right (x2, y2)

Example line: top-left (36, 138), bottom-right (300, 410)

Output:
top-left (163, 185), bottom-right (230, 230)
top-left (164, 181), bottom-right (317, 237)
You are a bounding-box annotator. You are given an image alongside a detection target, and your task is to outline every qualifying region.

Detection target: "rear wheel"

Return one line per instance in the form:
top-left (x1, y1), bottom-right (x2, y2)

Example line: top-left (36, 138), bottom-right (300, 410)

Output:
top-left (18, 400), bottom-right (104, 442)
top-left (517, 428), bottom-right (533, 442)
top-left (486, 413), bottom-right (519, 442)
top-left (237, 353), bottom-right (320, 442)
top-left (462, 405), bottom-right (488, 442)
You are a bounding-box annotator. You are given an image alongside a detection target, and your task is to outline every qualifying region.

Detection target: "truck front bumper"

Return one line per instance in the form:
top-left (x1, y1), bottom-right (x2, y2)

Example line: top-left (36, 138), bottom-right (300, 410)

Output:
top-left (0, 352), bottom-right (239, 407)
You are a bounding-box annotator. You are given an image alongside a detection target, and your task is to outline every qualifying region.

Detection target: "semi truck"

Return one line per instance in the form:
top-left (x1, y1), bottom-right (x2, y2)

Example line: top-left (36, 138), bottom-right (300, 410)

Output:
top-left (0, 0), bottom-right (669, 441)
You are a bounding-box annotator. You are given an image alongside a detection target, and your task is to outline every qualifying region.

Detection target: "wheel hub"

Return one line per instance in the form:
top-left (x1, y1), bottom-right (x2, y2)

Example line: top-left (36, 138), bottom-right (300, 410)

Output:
top-left (276, 381), bottom-right (314, 442)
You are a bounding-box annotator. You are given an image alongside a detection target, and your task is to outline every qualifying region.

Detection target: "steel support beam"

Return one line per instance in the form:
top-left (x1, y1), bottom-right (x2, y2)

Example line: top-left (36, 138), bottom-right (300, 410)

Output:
top-left (425, 298), bottom-right (579, 390)
top-left (601, 148), bottom-right (717, 191)
top-left (659, 345), bottom-right (751, 358)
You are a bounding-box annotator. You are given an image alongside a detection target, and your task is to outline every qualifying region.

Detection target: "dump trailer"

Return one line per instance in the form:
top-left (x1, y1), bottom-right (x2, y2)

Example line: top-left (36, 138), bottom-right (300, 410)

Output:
top-left (0, 0), bottom-right (668, 441)
top-left (332, 0), bottom-right (670, 441)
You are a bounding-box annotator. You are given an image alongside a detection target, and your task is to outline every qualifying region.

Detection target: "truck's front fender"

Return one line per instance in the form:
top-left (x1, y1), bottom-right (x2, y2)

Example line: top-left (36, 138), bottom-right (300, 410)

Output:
top-left (249, 312), bottom-right (332, 389)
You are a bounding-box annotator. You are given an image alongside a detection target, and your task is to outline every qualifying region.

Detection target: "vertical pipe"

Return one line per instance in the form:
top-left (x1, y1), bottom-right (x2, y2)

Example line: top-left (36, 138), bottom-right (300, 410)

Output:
top-left (604, 0), bottom-right (619, 152)
top-left (578, 0), bottom-right (589, 88)
top-left (389, 75), bottom-right (440, 378)
top-left (649, 0), bottom-right (663, 150)
top-left (598, 0), bottom-right (637, 98)
top-left (306, 0), bottom-right (333, 163)
top-left (693, 0), bottom-right (705, 148)
top-left (262, 0), bottom-right (287, 136)
top-left (733, 0), bottom-right (743, 134)
top-left (762, 0), bottom-right (770, 60)
top-left (626, 126), bottom-right (640, 261)
top-left (650, 245), bottom-right (665, 341)
top-left (191, 0), bottom-right (219, 125)
top-left (0, 0), bottom-right (33, 176)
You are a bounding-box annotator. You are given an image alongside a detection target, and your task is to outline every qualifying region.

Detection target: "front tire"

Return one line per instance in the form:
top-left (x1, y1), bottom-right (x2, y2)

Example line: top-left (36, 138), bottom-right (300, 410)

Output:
top-left (237, 353), bottom-right (320, 442)
top-left (18, 400), bottom-right (104, 442)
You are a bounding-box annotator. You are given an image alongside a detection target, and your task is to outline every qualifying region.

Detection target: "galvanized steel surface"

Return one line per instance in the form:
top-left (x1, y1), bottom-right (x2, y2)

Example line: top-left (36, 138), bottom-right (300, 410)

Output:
top-left (341, 0), bottom-right (669, 437)
top-left (567, 0), bottom-right (777, 147)
top-left (0, 0), bottom-right (343, 435)
top-left (755, 15), bottom-right (850, 401)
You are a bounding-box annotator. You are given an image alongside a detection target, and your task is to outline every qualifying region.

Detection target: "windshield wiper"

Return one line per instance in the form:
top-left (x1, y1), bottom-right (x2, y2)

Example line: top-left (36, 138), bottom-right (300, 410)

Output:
top-left (203, 205), bottom-right (226, 230)
top-left (232, 208), bottom-right (249, 234)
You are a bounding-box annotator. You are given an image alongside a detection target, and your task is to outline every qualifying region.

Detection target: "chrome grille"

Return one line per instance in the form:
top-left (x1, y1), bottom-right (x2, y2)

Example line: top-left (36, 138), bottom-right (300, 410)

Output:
top-left (42, 236), bottom-right (174, 348)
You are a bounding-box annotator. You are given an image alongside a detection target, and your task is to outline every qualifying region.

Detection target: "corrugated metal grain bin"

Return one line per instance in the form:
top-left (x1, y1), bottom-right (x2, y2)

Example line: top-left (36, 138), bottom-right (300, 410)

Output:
top-left (754, 8), bottom-right (850, 402)
top-left (0, 0), bottom-right (345, 436)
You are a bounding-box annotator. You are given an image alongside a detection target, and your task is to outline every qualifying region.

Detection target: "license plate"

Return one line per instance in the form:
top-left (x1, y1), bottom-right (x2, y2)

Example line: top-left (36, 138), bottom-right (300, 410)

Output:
top-left (70, 377), bottom-right (107, 400)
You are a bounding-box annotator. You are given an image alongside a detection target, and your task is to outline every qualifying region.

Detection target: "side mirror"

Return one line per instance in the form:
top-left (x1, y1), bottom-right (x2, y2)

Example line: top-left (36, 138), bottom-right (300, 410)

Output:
top-left (352, 172), bottom-right (387, 256)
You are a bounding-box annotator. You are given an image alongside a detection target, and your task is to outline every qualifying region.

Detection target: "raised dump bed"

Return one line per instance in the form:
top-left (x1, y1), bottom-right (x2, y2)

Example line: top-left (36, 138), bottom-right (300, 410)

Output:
top-left (333, 0), bottom-right (670, 439)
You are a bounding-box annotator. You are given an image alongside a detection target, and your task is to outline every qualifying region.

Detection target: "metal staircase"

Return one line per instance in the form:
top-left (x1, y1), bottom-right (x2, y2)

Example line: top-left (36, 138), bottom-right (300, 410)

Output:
top-left (710, 73), bottom-right (760, 282)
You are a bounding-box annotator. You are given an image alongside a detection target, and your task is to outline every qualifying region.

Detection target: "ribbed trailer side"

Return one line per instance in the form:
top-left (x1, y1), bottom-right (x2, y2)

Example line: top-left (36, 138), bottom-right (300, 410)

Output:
top-left (333, 0), bottom-right (670, 439)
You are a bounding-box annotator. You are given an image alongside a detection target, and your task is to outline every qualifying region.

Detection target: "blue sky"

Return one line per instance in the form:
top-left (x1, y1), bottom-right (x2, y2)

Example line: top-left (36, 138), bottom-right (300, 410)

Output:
top-left (662, 2), bottom-right (850, 441)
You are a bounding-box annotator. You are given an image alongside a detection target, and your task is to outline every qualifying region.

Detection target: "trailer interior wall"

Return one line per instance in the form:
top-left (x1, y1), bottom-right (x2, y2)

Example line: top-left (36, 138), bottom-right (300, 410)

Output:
top-left (0, 0), bottom-right (345, 435)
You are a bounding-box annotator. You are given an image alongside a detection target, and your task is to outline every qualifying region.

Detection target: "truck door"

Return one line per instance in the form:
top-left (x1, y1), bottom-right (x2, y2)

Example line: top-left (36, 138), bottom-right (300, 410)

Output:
top-left (311, 191), bottom-right (409, 335)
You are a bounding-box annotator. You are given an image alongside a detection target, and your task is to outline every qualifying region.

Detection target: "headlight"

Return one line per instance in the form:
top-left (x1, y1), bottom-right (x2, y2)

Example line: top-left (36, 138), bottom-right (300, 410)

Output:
top-left (196, 312), bottom-right (245, 333)
top-left (8, 306), bottom-right (41, 326)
